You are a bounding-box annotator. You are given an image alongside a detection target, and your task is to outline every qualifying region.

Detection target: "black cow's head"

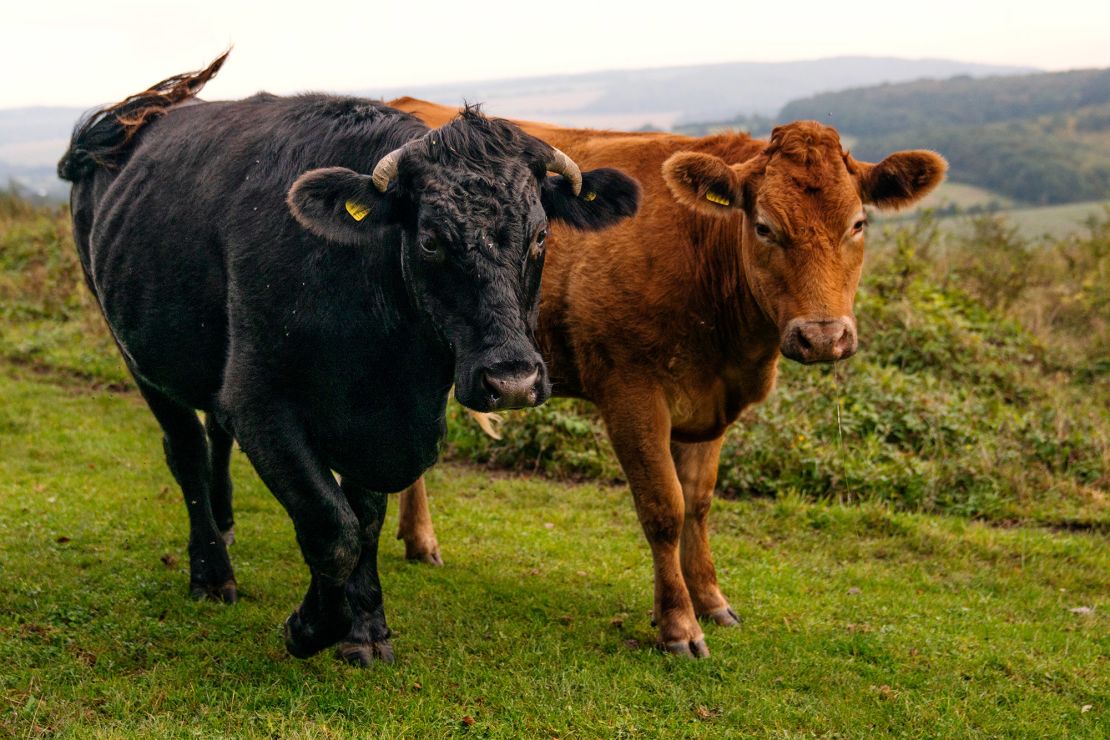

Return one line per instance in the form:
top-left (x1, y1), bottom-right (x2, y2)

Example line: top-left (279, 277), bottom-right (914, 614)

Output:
top-left (286, 107), bottom-right (640, 411)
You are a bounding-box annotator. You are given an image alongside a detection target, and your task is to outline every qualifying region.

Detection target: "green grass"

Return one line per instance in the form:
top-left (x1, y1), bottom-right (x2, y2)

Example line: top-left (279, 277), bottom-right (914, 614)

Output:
top-left (887, 186), bottom-right (1110, 240)
top-left (2, 365), bottom-right (1108, 737)
top-left (983, 200), bottom-right (1110, 240)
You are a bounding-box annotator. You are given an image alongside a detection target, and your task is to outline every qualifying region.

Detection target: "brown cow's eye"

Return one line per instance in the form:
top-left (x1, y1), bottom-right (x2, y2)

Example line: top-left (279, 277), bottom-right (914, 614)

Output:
top-left (755, 223), bottom-right (773, 238)
top-left (853, 218), bottom-right (868, 233)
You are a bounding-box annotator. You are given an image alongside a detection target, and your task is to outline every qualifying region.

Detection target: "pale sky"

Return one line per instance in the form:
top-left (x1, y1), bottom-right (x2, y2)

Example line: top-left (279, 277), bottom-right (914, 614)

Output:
top-left (3, 0), bottom-right (1109, 108)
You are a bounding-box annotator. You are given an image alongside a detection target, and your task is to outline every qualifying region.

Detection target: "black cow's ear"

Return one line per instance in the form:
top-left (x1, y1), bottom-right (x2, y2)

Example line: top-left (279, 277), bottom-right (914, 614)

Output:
top-left (541, 168), bottom-right (641, 231)
top-left (661, 152), bottom-right (743, 217)
top-left (286, 167), bottom-right (394, 244)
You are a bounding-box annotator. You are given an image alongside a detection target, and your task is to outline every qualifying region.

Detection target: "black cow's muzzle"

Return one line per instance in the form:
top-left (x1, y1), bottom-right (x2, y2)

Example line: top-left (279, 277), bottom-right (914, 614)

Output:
top-left (456, 357), bottom-right (550, 411)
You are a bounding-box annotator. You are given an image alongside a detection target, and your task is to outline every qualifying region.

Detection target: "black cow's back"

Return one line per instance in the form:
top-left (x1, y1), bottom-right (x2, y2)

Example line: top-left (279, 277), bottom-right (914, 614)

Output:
top-left (74, 95), bottom-right (428, 412)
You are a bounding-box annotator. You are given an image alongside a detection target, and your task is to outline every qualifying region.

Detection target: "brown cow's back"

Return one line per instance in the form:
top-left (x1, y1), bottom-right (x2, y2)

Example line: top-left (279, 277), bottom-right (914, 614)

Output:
top-left (388, 97), bottom-right (774, 432)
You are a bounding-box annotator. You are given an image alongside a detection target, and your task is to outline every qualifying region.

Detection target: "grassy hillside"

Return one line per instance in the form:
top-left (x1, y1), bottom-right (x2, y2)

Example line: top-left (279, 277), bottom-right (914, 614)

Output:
top-left (904, 201), bottom-right (1110, 241)
top-left (912, 182), bottom-right (1015, 212)
top-left (2, 367), bottom-right (1107, 736)
top-left (1, 191), bottom-right (1108, 735)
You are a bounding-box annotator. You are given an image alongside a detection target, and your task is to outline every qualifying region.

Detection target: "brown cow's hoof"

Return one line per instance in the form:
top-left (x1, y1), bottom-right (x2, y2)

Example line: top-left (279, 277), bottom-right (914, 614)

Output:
top-left (336, 640), bottom-right (395, 667)
top-left (404, 539), bottom-right (444, 566)
top-left (283, 608), bottom-right (349, 659)
top-left (705, 606), bottom-right (741, 627)
top-left (663, 637), bottom-right (710, 658)
top-left (190, 579), bottom-right (238, 604)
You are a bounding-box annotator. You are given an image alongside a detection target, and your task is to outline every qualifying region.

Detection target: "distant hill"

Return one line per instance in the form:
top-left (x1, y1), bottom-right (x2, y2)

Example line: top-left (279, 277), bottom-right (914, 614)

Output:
top-left (774, 69), bottom-right (1110, 205)
top-left (0, 56), bottom-right (1036, 199)
top-left (0, 106), bottom-right (83, 200)
top-left (781, 68), bottom-right (1110, 135)
top-left (364, 56), bottom-right (1032, 130)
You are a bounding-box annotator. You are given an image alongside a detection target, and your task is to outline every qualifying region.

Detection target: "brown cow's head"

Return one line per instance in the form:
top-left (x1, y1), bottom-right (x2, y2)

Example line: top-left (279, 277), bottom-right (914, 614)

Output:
top-left (662, 121), bottom-right (946, 364)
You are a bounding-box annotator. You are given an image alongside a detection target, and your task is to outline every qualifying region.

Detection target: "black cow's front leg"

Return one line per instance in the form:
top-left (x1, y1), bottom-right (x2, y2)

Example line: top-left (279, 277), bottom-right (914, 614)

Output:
top-left (228, 400), bottom-right (360, 659)
top-left (336, 478), bottom-right (393, 667)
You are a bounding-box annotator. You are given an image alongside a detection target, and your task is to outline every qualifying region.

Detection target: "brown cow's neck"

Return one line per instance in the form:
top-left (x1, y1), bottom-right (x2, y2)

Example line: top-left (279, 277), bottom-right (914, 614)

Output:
top-left (681, 210), bottom-right (780, 370)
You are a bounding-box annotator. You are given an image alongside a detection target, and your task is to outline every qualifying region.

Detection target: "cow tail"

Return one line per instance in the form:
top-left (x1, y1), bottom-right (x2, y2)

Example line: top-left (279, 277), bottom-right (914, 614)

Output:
top-left (57, 50), bottom-right (230, 183)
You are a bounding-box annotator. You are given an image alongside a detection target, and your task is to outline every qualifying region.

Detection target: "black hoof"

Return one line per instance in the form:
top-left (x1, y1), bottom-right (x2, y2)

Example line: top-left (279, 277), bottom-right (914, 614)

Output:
top-left (190, 579), bottom-right (238, 604)
top-left (336, 640), bottom-right (395, 667)
top-left (283, 608), bottom-right (350, 659)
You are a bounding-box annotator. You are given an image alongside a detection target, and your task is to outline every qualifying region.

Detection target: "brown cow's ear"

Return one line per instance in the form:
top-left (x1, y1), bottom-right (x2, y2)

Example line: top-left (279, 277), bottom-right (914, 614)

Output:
top-left (286, 167), bottom-right (394, 244)
top-left (662, 152), bottom-right (743, 217)
top-left (854, 150), bottom-right (947, 211)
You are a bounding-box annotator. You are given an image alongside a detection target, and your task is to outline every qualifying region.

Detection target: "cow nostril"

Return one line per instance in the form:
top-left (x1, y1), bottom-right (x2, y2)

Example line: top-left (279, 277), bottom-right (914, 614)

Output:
top-left (481, 373), bottom-right (502, 402)
top-left (796, 330), bottom-right (813, 353)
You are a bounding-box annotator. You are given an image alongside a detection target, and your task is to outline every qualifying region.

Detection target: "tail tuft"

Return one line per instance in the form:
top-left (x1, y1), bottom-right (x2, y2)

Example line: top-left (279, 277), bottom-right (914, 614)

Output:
top-left (58, 50), bottom-right (230, 182)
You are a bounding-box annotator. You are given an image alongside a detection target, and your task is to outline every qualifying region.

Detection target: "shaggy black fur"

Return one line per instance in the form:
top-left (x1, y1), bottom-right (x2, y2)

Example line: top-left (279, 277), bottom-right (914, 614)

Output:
top-left (60, 54), bottom-right (640, 664)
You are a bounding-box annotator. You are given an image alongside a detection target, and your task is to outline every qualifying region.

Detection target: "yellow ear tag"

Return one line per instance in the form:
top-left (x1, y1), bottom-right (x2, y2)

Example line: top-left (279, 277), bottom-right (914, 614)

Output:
top-left (582, 191), bottom-right (597, 202)
top-left (705, 191), bottom-right (731, 206)
top-left (345, 200), bottom-right (370, 222)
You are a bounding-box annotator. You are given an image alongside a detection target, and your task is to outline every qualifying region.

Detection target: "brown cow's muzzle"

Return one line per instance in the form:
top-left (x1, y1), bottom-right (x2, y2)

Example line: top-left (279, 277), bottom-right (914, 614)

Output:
top-left (780, 316), bottom-right (858, 364)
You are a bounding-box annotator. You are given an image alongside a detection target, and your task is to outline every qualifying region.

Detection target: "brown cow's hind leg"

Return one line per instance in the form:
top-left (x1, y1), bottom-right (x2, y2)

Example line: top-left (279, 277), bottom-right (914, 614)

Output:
top-left (672, 438), bottom-right (740, 627)
top-left (397, 477), bottom-right (443, 565)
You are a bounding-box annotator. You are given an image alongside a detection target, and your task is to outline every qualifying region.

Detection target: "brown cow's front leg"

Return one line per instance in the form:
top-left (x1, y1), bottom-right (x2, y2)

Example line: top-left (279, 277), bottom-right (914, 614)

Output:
top-left (396, 477), bottom-right (443, 565)
top-left (671, 438), bottom-right (740, 627)
top-left (602, 385), bottom-right (708, 658)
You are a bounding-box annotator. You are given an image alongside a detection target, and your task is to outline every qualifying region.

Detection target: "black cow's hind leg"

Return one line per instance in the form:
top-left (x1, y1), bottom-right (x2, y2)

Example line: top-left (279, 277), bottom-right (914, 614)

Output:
top-left (137, 381), bottom-right (237, 603)
top-left (336, 478), bottom-right (393, 667)
top-left (205, 414), bottom-right (236, 547)
top-left (228, 401), bottom-right (360, 658)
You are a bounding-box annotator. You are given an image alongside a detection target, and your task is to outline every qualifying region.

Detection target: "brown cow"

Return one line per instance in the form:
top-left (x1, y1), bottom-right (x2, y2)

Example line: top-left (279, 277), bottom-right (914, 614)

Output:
top-left (390, 97), bottom-right (946, 656)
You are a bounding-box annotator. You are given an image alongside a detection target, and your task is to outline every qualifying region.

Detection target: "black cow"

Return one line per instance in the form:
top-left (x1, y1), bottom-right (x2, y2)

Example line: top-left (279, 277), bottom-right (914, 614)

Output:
top-left (58, 53), bottom-right (640, 665)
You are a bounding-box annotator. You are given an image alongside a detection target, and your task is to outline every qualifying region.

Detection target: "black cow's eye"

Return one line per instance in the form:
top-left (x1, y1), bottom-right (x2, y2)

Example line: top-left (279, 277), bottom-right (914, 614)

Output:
top-left (420, 236), bottom-right (443, 260)
top-left (755, 223), bottom-right (773, 238)
top-left (536, 229), bottom-right (547, 246)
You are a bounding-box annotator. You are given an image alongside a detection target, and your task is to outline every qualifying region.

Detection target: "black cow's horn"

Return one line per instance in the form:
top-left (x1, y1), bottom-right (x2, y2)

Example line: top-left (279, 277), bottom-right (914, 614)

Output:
top-left (546, 147), bottom-right (582, 196)
top-left (371, 145), bottom-right (405, 193)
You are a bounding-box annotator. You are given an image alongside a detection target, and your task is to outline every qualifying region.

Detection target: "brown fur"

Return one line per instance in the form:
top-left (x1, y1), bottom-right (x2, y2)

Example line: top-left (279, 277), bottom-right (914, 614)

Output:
top-left (389, 97), bottom-right (946, 653)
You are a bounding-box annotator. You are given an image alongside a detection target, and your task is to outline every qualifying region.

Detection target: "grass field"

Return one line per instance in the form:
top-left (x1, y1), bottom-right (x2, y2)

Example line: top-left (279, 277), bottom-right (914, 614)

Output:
top-left (913, 182), bottom-right (1015, 211)
top-left (985, 200), bottom-right (1110, 240)
top-left (1, 363), bottom-right (1107, 737)
top-left (892, 185), bottom-right (1110, 240)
